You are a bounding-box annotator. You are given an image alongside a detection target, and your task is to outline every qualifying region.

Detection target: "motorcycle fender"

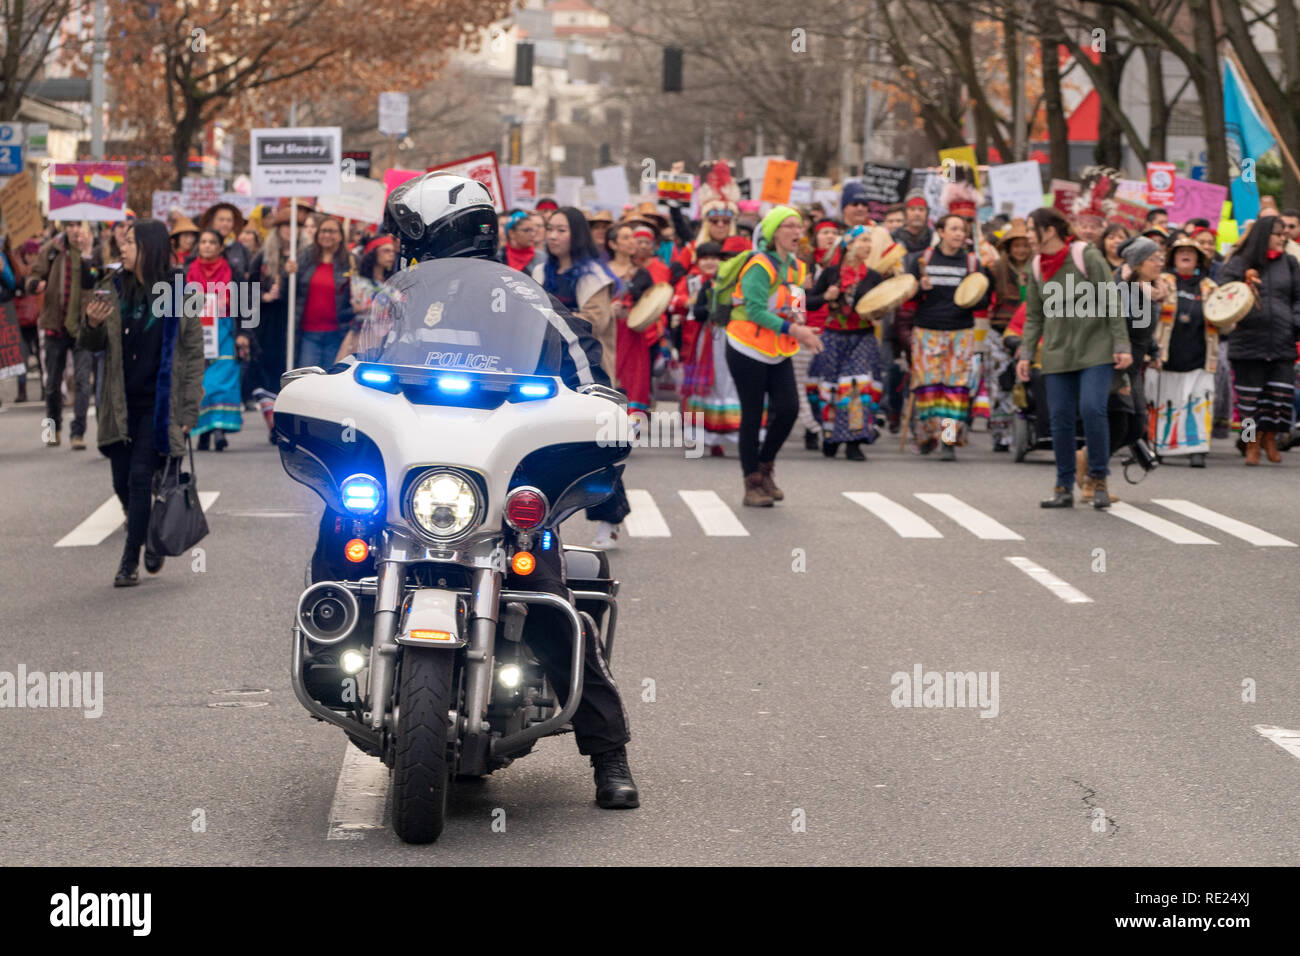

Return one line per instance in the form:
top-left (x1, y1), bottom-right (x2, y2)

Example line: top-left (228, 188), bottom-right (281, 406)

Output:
top-left (395, 589), bottom-right (467, 649)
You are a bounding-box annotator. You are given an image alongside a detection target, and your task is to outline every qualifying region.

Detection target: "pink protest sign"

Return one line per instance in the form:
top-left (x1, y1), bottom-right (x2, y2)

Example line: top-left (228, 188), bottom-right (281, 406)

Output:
top-left (1169, 178), bottom-right (1228, 229)
top-left (383, 167), bottom-right (422, 198)
top-left (48, 162), bottom-right (128, 221)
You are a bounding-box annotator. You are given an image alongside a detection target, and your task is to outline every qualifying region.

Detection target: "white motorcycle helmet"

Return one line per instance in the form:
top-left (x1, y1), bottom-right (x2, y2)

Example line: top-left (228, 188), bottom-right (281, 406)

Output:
top-left (382, 172), bottom-right (499, 265)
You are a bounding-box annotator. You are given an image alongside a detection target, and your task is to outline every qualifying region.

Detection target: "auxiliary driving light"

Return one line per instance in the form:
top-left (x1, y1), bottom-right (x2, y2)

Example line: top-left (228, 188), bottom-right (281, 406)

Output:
top-left (498, 664), bottom-right (522, 689)
top-left (340, 649), bottom-right (366, 675)
top-left (341, 474), bottom-right (382, 515)
top-left (511, 552), bottom-right (536, 575)
top-left (344, 538), bottom-right (369, 563)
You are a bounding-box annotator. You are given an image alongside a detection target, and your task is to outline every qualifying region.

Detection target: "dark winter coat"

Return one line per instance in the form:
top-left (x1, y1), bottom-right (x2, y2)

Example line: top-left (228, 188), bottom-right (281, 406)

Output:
top-left (1219, 252), bottom-right (1300, 362)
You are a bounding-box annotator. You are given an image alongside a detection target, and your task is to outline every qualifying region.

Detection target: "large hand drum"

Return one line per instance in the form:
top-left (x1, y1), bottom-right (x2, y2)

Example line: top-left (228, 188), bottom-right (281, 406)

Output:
top-left (1203, 281), bottom-right (1253, 333)
top-left (856, 273), bottom-right (918, 319)
top-left (954, 272), bottom-right (990, 309)
top-left (626, 282), bottom-right (674, 331)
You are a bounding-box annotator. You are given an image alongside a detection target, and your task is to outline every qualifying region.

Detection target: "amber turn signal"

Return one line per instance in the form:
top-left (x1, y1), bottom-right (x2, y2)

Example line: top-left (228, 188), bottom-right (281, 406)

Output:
top-left (511, 551), bottom-right (535, 575)
top-left (344, 538), bottom-right (369, 563)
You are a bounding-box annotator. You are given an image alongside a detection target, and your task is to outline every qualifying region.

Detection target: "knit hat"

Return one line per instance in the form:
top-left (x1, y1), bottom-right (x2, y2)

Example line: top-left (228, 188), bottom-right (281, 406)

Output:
top-left (841, 181), bottom-right (869, 212)
top-left (760, 205), bottom-right (801, 244)
top-left (904, 188), bottom-right (928, 209)
top-left (1119, 235), bottom-right (1161, 269)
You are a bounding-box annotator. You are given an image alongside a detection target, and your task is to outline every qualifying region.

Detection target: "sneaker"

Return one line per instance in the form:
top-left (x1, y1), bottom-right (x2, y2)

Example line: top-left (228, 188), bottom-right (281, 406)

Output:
top-left (591, 746), bottom-right (639, 809)
top-left (70, 435), bottom-right (86, 451)
top-left (591, 522), bottom-right (620, 549)
top-left (939, 443), bottom-right (956, 461)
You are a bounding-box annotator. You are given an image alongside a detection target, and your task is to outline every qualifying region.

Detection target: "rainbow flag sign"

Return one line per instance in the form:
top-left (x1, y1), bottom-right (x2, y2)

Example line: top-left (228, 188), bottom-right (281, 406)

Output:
top-left (48, 161), bottom-right (128, 221)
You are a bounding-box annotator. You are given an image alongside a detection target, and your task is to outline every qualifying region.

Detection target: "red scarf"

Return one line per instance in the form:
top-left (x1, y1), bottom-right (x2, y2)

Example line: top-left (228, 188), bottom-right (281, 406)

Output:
top-left (1039, 245), bottom-right (1070, 281)
top-left (505, 243), bottom-right (534, 272)
top-left (1267, 249), bottom-right (1282, 260)
top-left (187, 255), bottom-right (232, 315)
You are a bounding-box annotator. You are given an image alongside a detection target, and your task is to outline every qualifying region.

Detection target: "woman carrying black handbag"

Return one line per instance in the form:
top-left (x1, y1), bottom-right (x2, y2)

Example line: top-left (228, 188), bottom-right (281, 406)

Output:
top-left (79, 220), bottom-right (206, 586)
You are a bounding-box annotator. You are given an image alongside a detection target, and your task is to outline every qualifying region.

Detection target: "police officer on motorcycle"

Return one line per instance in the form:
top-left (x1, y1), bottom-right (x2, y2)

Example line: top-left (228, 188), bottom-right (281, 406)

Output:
top-left (312, 172), bottom-right (639, 810)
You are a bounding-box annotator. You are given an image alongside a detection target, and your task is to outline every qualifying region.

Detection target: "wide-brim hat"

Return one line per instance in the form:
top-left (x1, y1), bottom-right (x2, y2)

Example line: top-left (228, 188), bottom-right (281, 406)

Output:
top-left (1167, 234), bottom-right (1209, 268)
top-left (586, 209), bottom-right (614, 225)
top-left (169, 216), bottom-right (200, 238)
top-left (631, 200), bottom-right (668, 231)
top-left (997, 218), bottom-right (1030, 250)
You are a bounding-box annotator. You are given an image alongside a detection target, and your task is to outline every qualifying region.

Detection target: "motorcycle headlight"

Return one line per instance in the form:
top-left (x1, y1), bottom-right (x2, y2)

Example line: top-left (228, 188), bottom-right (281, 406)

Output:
top-left (408, 470), bottom-right (481, 540)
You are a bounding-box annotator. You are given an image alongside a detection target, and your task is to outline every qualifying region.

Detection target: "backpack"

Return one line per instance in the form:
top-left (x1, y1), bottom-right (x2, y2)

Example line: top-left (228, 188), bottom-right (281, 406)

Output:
top-left (1030, 240), bottom-right (1088, 285)
top-left (707, 249), bottom-right (759, 325)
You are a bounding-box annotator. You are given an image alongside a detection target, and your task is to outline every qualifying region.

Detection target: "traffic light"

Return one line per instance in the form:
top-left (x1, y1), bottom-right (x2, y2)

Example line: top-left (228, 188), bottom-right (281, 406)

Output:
top-left (515, 42), bottom-right (534, 86)
top-left (663, 46), bottom-right (682, 93)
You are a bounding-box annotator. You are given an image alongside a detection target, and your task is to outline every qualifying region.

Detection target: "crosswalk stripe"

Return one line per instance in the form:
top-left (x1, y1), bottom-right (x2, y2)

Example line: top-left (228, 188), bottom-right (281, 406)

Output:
top-left (678, 490), bottom-right (749, 536)
top-left (1004, 556), bottom-right (1093, 604)
top-left (843, 492), bottom-right (943, 538)
top-left (624, 489), bottom-right (671, 537)
top-left (1107, 501), bottom-right (1218, 544)
top-left (1255, 725), bottom-right (1300, 763)
top-left (1152, 499), bottom-right (1297, 547)
top-left (326, 743), bottom-right (389, 839)
top-left (914, 493), bottom-right (1023, 540)
top-left (55, 490), bottom-right (221, 547)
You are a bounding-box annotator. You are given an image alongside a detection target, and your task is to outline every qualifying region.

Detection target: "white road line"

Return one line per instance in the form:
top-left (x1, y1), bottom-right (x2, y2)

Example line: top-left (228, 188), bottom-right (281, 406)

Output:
top-left (326, 744), bottom-right (389, 840)
top-left (1004, 556), bottom-right (1093, 604)
top-left (843, 492), bottom-right (943, 538)
top-left (678, 490), bottom-right (749, 536)
top-left (624, 489), bottom-right (671, 537)
top-left (56, 490), bottom-right (221, 547)
top-left (55, 496), bottom-right (128, 548)
top-left (217, 509), bottom-right (313, 518)
top-left (1152, 499), bottom-right (1297, 547)
top-left (914, 493), bottom-right (1023, 540)
top-left (1255, 725), bottom-right (1300, 762)
top-left (1107, 501), bottom-right (1218, 545)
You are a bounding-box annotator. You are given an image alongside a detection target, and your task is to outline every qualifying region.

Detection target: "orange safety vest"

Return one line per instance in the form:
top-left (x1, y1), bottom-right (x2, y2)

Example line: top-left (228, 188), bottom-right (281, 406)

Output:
top-left (726, 253), bottom-right (808, 359)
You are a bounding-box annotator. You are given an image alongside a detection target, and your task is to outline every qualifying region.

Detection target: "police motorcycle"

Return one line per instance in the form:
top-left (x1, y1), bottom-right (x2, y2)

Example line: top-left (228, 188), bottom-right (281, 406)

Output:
top-left (274, 179), bottom-right (632, 843)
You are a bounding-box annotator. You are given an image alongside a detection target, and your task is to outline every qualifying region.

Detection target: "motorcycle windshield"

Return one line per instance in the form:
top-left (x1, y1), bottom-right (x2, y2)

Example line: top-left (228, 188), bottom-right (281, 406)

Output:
top-left (355, 258), bottom-right (556, 376)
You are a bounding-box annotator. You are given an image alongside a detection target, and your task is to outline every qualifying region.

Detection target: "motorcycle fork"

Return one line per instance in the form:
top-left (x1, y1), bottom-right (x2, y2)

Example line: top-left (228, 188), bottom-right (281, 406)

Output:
top-left (366, 549), bottom-right (407, 731)
top-left (459, 566), bottom-right (501, 775)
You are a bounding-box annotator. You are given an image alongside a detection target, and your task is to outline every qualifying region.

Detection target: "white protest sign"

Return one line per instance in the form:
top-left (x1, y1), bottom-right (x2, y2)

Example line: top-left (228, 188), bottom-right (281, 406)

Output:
top-left (250, 127), bottom-right (341, 198)
top-left (789, 178), bottom-right (814, 205)
top-left (317, 177), bottom-right (386, 223)
top-left (503, 165), bottom-right (540, 209)
top-left (378, 92), bottom-right (409, 137)
top-left (152, 190), bottom-right (183, 221)
top-left (555, 176), bottom-right (584, 209)
top-left (986, 161), bottom-right (1044, 219)
top-left (591, 165), bottom-right (630, 213)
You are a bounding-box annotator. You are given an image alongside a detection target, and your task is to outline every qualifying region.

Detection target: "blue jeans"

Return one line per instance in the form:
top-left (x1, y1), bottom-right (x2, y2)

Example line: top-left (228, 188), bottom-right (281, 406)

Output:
top-left (1044, 363), bottom-right (1112, 488)
top-left (296, 330), bottom-right (344, 369)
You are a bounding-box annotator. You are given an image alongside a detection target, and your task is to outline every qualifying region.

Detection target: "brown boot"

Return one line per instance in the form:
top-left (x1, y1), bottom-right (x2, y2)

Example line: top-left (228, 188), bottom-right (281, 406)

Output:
top-left (1261, 431), bottom-right (1282, 463)
top-left (1092, 475), bottom-right (1112, 510)
top-left (1075, 447), bottom-right (1092, 494)
top-left (757, 460), bottom-right (784, 501)
top-left (1245, 437), bottom-right (1261, 466)
top-left (743, 472), bottom-right (774, 507)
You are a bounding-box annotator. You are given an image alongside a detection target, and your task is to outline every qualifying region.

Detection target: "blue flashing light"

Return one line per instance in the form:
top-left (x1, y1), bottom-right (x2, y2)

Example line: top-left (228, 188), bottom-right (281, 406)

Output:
top-left (359, 369), bottom-right (394, 385)
top-left (437, 376), bottom-right (472, 394)
top-left (541, 530), bottom-right (553, 551)
top-left (518, 383), bottom-right (552, 398)
top-left (341, 475), bottom-right (382, 514)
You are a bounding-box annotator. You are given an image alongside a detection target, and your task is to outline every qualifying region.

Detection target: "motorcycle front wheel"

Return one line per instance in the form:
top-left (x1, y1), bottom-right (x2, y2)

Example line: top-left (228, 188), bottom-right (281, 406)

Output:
top-left (390, 647), bottom-right (454, 844)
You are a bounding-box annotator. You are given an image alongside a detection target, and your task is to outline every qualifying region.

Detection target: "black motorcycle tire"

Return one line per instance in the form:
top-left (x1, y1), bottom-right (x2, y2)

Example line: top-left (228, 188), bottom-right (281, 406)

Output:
top-left (390, 647), bottom-right (453, 844)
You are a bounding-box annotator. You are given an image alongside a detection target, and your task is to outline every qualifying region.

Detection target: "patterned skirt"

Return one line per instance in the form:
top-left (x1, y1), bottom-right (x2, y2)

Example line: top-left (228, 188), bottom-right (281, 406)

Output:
top-left (682, 324), bottom-right (741, 442)
top-left (807, 329), bottom-right (884, 443)
top-left (194, 317), bottom-right (243, 435)
top-left (910, 327), bottom-right (975, 444)
top-left (1145, 367), bottom-right (1214, 455)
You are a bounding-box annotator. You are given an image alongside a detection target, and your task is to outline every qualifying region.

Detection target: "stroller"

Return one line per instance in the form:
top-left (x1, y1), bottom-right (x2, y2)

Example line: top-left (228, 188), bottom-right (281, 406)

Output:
top-left (1005, 347), bottom-right (1157, 484)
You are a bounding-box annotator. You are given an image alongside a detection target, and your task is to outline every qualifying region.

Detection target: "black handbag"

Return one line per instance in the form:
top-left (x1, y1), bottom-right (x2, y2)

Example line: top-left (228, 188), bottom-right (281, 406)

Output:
top-left (147, 436), bottom-right (209, 556)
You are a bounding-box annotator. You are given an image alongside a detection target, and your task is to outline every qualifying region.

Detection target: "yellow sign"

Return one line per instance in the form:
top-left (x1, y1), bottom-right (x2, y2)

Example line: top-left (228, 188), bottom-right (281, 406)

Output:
top-left (938, 146), bottom-right (980, 190)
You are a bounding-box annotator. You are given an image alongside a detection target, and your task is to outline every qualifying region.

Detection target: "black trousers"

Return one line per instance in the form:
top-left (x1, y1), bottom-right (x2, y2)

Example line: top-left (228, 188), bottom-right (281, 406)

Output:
top-left (107, 405), bottom-right (164, 553)
top-left (725, 345), bottom-right (798, 475)
top-left (43, 332), bottom-right (95, 438)
top-left (1231, 357), bottom-right (1295, 433)
top-left (312, 512), bottom-right (631, 757)
top-left (585, 475), bottom-right (631, 525)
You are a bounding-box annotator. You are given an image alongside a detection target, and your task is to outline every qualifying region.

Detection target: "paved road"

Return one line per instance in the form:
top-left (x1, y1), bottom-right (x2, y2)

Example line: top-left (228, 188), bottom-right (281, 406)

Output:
top-left (2, 398), bottom-right (1299, 865)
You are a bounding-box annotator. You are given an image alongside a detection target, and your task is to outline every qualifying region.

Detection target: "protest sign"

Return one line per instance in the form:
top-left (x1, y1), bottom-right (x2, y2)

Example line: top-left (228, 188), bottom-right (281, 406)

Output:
top-left (657, 172), bottom-right (693, 202)
top-left (49, 162), bottom-right (127, 221)
top-left (426, 151), bottom-right (505, 213)
top-left (1109, 198), bottom-right (1153, 232)
top-left (592, 165), bottom-right (630, 213)
top-left (760, 159), bottom-right (798, 204)
top-left (1169, 177), bottom-right (1228, 228)
top-left (939, 146), bottom-right (980, 188)
top-left (317, 177), bottom-right (386, 223)
top-left (504, 165), bottom-right (540, 208)
top-left (555, 176), bottom-right (584, 209)
top-left (1146, 161), bottom-right (1176, 207)
top-left (251, 127), bottom-right (342, 198)
top-left (859, 163), bottom-right (910, 219)
top-left (1050, 179), bottom-right (1081, 216)
top-left (0, 302), bottom-right (23, 379)
top-left (986, 161), bottom-right (1043, 218)
top-left (0, 171), bottom-right (44, 244)
top-left (383, 167), bottom-right (421, 197)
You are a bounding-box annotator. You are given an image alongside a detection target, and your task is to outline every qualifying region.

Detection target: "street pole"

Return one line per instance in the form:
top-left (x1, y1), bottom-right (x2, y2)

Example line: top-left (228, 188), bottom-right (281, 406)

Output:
top-left (862, 37), bottom-right (875, 170)
top-left (91, 0), bottom-right (105, 160)
top-left (839, 38), bottom-right (855, 176)
top-left (703, 123), bottom-right (712, 163)
top-left (287, 98), bottom-right (298, 373)
top-left (756, 124), bottom-right (764, 156)
top-left (1012, 0), bottom-right (1027, 162)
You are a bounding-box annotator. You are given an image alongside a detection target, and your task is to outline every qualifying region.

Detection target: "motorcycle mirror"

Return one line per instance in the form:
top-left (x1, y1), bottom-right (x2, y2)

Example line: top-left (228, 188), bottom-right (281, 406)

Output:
top-left (281, 366), bottom-right (327, 389)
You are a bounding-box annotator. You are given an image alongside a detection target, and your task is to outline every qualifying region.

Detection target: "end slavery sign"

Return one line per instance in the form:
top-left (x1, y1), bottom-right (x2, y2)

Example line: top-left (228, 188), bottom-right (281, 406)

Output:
top-left (251, 127), bottom-right (341, 197)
